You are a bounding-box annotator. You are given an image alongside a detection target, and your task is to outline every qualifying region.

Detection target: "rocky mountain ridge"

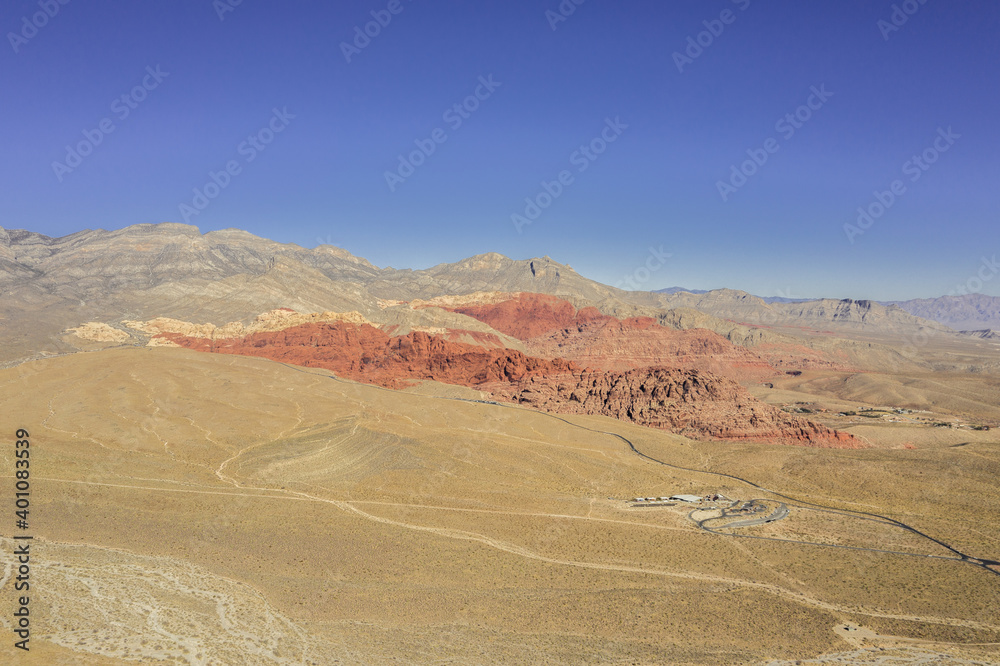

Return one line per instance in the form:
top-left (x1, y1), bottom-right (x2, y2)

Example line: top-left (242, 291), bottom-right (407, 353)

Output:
top-left (2, 223), bottom-right (951, 332)
top-left (1, 222), bottom-right (950, 377)
top-left (1, 221), bottom-right (921, 447)
top-left (886, 293), bottom-right (1000, 331)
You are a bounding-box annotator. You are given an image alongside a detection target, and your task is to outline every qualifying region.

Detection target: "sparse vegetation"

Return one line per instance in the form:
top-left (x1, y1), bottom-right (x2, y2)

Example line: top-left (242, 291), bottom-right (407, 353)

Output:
top-left (1, 347), bottom-right (998, 664)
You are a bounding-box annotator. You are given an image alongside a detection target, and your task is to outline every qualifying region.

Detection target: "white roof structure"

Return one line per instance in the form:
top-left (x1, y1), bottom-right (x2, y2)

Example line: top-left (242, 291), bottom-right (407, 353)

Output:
top-left (669, 494), bottom-right (702, 503)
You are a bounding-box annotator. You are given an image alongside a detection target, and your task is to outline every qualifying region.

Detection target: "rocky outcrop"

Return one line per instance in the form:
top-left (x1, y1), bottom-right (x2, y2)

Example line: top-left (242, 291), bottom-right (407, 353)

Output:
top-left (446, 292), bottom-right (589, 339)
top-left (960, 329), bottom-right (1000, 340)
top-left (67, 322), bottom-right (133, 343)
top-left (162, 322), bottom-right (576, 390)
top-left (162, 320), bottom-right (861, 448)
top-left (125, 309), bottom-right (372, 340)
top-left (445, 292), bottom-right (777, 381)
top-left (525, 313), bottom-right (776, 380)
top-left (488, 367), bottom-right (863, 449)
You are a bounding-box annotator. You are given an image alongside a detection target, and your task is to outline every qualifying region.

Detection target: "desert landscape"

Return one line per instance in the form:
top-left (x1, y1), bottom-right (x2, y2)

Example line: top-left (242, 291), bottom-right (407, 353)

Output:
top-left (1, 223), bottom-right (999, 664)
top-left (4, 3), bottom-right (999, 663)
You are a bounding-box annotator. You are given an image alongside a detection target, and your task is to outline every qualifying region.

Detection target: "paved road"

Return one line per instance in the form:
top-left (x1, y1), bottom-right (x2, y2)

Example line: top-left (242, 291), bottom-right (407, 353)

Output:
top-left (696, 502), bottom-right (789, 531)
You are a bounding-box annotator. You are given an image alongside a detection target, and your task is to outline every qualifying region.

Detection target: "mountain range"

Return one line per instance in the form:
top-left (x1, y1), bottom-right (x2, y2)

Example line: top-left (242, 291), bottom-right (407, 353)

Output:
top-left (2, 222), bottom-right (991, 449)
top-left (884, 293), bottom-right (1000, 331)
top-left (660, 286), bottom-right (1000, 329)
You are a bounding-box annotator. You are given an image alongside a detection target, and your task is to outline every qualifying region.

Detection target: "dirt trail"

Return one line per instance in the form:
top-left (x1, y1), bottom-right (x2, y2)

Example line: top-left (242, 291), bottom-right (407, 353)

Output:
top-left (19, 471), bottom-right (1000, 636)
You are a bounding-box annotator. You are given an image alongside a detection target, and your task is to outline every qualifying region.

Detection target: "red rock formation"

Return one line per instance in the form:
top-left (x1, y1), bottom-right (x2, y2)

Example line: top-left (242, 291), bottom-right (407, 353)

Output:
top-left (449, 293), bottom-right (585, 339)
top-left (160, 322), bottom-right (575, 390)
top-left (487, 368), bottom-right (863, 449)
top-left (526, 315), bottom-right (776, 380)
top-left (450, 293), bottom-right (777, 381)
top-left (161, 320), bottom-right (862, 448)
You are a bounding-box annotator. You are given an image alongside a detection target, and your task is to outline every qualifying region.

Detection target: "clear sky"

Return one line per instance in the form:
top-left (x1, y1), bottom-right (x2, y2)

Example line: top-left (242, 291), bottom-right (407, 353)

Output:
top-left (1, 0), bottom-right (997, 300)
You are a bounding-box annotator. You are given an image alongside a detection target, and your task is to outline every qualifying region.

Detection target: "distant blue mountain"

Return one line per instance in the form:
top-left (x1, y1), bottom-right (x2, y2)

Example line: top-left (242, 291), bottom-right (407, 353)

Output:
top-left (759, 296), bottom-right (813, 304)
top-left (654, 287), bottom-right (810, 303)
top-left (653, 287), bottom-right (710, 295)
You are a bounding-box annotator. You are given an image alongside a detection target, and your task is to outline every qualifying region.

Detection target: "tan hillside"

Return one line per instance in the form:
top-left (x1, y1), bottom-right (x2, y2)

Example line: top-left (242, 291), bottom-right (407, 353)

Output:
top-left (1, 348), bottom-right (998, 664)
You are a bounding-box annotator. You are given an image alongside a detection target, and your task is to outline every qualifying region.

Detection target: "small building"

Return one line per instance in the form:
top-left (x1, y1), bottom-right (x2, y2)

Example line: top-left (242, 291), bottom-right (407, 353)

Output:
top-left (669, 494), bottom-right (702, 503)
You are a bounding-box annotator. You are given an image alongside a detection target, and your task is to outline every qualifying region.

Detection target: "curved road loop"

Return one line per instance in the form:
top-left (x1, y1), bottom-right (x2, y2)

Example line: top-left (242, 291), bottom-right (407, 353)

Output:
top-left (696, 501), bottom-right (789, 531)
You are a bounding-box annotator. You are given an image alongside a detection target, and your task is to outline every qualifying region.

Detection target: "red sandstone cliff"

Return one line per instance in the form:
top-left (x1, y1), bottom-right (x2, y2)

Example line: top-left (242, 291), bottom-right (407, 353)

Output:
top-left (487, 367), bottom-right (861, 449)
top-left (161, 320), bottom-right (862, 448)
top-left (449, 293), bottom-right (777, 381)
top-left (448, 292), bottom-right (591, 339)
top-left (161, 322), bottom-right (575, 389)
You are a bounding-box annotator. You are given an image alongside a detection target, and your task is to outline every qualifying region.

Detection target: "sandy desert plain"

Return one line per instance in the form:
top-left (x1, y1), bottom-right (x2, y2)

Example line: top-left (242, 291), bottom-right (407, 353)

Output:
top-left (1, 329), bottom-right (999, 665)
top-left (0, 224), bottom-right (999, 664)
top-left (6, 0), bottom-right (1000, 661)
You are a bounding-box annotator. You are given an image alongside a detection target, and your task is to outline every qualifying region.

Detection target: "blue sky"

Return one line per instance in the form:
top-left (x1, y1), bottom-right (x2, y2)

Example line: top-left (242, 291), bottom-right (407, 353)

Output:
top-left (1, 0), bottom-right (997, 300)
